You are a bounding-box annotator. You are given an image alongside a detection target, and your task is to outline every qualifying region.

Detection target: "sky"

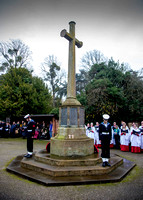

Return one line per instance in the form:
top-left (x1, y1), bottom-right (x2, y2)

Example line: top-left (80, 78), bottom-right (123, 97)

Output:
top-left (0, 0), bottom-right (143, 76)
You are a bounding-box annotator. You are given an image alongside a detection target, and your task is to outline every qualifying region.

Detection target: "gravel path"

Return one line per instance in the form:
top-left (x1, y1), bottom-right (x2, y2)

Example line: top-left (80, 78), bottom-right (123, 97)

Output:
top-left (0, 138), bottom-right (143, 200)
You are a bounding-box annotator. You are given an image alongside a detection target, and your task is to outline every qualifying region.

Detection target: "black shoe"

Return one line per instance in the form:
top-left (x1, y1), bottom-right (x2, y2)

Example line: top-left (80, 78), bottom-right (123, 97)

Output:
top-left (24, 154), bottom-right (32, 158)
top-left (105, 162), bottom-right (111, 167)
top-left (102, 162), bottom-right (106, 167)
top-left (24, 154), bottom-right (29, 157)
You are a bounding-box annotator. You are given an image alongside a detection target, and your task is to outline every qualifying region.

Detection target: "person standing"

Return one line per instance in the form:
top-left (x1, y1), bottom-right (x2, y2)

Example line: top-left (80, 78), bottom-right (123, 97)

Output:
top-left (85, 123), bottom-right (90, 137)
top-left (94, 122), bottom-right (100, 146)
top-left (4, 122), bottom-right (11, 137)
top-left (22, 122), bottom-right (27, 139)
top-left (99, 114), bottom-right (112, 167)
top-left (130, 123), bottom-right (141, 153)
top-left (139, 121), bottom-right (143, 152)
top-left (89, 122), bottom-right (96, 144)
top-left (24, 114), bottom-right (35, 158)
top-left (10, 121), bottom-right (16, 137)
top-left (112, 122), bottom-right (120, 149)
top-left (0, 120), bottom-right (5, 137)
top-left (49, 121), bottom-right (53, 139)
top-left (120, 122), bottom-right (130, 151)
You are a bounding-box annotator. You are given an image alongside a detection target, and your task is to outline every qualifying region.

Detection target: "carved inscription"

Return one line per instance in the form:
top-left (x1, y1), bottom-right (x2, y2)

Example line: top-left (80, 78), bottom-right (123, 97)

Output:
top-left (61, 108), bottom-right (67, 125)
top-left (70, 107), bottom-right (77, 126)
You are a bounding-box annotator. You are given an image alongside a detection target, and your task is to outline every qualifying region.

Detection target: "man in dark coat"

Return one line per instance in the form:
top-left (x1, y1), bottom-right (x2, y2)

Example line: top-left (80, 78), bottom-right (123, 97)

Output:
top-left (24, 114), bottom-right (35, 158)
top-left (0, 120), bottom-right (5, 137)
top-left (99, 114), bottom-right (112, 167)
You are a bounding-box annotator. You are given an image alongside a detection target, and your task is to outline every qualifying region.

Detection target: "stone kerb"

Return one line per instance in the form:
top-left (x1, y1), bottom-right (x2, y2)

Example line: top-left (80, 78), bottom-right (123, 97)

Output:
top-left (34, 149), bottom-right (101, 166)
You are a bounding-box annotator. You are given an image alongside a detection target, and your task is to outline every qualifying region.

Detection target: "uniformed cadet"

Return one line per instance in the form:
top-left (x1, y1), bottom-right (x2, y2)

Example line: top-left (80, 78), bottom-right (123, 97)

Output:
top-left (99, 114), bottom-right (112, 167)
top-left (24, 114), bottom-right (35, 158)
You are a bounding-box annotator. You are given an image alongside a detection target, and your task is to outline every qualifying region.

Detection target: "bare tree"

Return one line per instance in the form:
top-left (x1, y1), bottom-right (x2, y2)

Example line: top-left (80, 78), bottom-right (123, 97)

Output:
top-left (81, 49), bottom-right (107, 71)
top-left (0, 39), bottom-right (32, 72)
top-left (41, 55), bottom-right (68, 106)
top-left (41, 55), bottom-right (61, 107)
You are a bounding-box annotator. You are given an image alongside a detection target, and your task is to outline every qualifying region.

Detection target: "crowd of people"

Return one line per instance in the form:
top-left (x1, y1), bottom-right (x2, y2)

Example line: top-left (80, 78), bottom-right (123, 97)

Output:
top-left (0, 120), bottom-right (53, 140)
top-left (85, 120), bottom-right (143, 153)
top-left (1, 118), bottom-right (143, 154)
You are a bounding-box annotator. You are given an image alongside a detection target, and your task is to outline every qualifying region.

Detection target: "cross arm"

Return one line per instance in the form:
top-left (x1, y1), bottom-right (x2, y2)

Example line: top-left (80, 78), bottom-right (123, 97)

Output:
top-left (60, 29), bottom-right (83, 48)
top-left (75, 39), bottom-right (83, 48)
top-left (60, 29), bottom-right (72, 41)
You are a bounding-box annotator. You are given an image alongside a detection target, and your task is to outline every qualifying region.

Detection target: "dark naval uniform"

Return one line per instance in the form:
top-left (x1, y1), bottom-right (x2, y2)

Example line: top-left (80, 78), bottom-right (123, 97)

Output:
top-left (99, 115), bottom-right (111, 167)
top-left (27, 119), bottom-right (35, 154)
top-left (24, 114), bottom-right (35, 158)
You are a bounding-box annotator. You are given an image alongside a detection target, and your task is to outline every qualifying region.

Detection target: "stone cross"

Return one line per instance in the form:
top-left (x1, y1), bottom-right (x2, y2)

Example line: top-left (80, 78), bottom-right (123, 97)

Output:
top-left (60, 21), bottom-right (83, 99)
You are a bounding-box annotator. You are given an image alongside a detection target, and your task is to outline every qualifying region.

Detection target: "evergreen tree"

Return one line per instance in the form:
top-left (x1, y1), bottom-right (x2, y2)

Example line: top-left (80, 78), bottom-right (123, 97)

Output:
top-left (77, 58), bottom-right (143, 123)
top-left (0, 67), bottom-right (52, 119)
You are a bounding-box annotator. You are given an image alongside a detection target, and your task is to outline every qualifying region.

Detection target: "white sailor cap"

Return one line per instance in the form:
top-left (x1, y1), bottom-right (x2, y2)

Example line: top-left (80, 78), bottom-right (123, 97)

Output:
top-left (24, 114), bottom-right (30, 119)
top-left (103, 114), bottom-right (110, 120)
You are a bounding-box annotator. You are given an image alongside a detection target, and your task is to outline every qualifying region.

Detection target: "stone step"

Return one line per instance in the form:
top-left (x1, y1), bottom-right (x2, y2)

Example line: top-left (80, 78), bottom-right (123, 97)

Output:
top-left (21, 155), bottom-right (123, 177)
top-left (34, 149), bottom-right (102, 166)
top-left (7, 154), bottom-right (136, 186)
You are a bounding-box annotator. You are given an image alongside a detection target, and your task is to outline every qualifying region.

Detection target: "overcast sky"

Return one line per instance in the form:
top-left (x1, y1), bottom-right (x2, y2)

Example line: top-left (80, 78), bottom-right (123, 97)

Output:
top-left (0, 0), bottom-right (143, 76)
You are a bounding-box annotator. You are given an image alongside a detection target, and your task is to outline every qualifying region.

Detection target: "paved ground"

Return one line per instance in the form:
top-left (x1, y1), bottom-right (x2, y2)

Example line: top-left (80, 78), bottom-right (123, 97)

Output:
top-left (0, 138), bottom-right (143, 200)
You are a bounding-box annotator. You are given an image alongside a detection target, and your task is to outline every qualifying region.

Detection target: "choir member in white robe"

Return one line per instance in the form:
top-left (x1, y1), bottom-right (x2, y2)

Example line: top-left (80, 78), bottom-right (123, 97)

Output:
top-left (94, 122), bottom-right (100, 146)
top-left (89, 122), bottom-right (96, 144)
top-left (139, 121), bottom-right (143, 152)
top-left (130, 122), bottom-right (136, 133)
top-left (85, 123), bottom-right (90, 137)
top-left (130, 123), bottom-right (141, 153)
top-left (120, 122), bottom-right (130, 151)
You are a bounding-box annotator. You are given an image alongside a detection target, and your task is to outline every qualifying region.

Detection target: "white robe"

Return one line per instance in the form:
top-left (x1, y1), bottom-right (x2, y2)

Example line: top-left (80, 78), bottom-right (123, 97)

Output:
top-left (120, 128), bottom-right (130, 145)
top-left (120, 128), bottom-right (130, 151)
top-left (85, 126), bottom-right (90, 137)
top-left (111, 127), bottom-right (116, 146)
top-left (88, 126), bottom-right (96, 144)
top-left (139, 126), bottom-right (143, 150)
top-left (130, 128), bottom-right (141, 147)
top-left (130, 128), bottom-right (141, 153)
top-left (94, 126), bottom-right (100, 145)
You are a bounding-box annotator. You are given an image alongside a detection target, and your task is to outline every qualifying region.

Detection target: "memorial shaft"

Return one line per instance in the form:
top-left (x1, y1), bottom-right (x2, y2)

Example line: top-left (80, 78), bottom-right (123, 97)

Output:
top-left (60, 21), bottom-right (83, 99)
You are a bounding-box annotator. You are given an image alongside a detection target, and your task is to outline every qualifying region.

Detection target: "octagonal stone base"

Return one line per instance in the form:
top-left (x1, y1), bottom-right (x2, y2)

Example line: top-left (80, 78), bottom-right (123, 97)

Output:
top-left (7, 151), bottom-right (136, 186)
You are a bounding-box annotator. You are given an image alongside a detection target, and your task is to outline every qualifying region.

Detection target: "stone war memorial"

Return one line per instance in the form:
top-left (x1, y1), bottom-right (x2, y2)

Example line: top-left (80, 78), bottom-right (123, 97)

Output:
top-left (7, 21), bottom-right (135, 186)
top-left (51, 21), bottom-right (94, 157)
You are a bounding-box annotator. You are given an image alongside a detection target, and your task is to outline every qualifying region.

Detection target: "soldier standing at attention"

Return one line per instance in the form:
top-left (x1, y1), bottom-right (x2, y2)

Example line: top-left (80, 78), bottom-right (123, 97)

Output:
top-left (99, 114), bottom-right (112, 167)
top-left (24, 114), bottom-right (35, 158)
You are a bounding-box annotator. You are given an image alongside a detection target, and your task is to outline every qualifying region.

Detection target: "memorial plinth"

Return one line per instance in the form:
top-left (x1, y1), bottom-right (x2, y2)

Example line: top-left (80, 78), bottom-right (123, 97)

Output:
top-left (50, 21), bottom-right (94, 157)
top-left (51, 103), bottom-right (94, 157)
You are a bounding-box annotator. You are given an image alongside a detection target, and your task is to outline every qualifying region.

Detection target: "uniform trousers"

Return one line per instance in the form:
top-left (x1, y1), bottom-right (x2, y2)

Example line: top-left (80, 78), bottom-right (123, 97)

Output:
top-left (101, 135), bottom-right (110, 158)
top-left (27, 132), bottom-right (33, 153)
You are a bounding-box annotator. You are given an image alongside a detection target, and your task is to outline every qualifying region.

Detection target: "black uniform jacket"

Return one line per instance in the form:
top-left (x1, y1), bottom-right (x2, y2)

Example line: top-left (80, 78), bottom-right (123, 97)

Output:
top-left (99, 122), bottom-right (112, 141)
top-left (27, 119), bottom-right (35, 136)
